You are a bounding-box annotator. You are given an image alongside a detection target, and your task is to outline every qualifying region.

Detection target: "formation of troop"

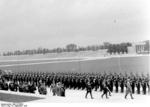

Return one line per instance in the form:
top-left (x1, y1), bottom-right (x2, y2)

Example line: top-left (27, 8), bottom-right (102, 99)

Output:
top-left (0, 70), bottom-right (150, 98)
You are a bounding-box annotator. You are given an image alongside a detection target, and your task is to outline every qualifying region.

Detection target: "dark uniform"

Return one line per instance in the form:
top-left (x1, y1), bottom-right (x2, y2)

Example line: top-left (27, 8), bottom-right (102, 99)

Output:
top-left (114, 79), bottom-right (119, 93)
top-left (3, 82), bottom-right (9, 90)
top-left (28, 82), bottom-right (36, 93)
top-left (136, 80), bottom-right (141, 94)
top-left (100, 78), bottom-right (104, 91)
top-left (142, 80), bottom-right (147, 95)
top-left (85, 81), bottom-right (93, 99)
top-left (109, 78), bottom-right (114, 92)
top-left (131, 80), bottom-right (135, 94)
top-left (9, 81), bottom-right (18, 92)
top-left (0, 79), bottom-right (8, 91)
top-left (101, 80), bottom-right (111, 99)
top-left (120, 78), bottom-right (124, 93)
top-left (19, 82), bottom-right (29, 93)
top-left (38, 83), bottom-right (47, 95)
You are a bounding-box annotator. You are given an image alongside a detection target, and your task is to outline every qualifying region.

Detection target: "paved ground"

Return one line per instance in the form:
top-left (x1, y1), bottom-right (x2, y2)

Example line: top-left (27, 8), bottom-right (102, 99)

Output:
top-left (31, 89), bottom-right (150, 103)
top-left (0, 88), bottom-right (150, 107)
top-left (0, 88), bottom-right (149, 103)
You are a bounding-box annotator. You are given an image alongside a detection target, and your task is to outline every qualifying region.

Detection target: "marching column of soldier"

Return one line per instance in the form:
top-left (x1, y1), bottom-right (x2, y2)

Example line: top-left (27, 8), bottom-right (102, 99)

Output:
top-left (0, 70), bottom-right (149, 98)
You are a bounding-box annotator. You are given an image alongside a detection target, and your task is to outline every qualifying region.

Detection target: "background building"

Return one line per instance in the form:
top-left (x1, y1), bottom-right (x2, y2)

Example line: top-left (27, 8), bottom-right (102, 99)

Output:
top-left (128, 40), bottom-right (150, 54)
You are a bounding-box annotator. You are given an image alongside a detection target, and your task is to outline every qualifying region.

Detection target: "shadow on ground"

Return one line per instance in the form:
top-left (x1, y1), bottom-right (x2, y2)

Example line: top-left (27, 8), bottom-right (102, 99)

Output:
top-left (0, 92), bottom-right (44, 103)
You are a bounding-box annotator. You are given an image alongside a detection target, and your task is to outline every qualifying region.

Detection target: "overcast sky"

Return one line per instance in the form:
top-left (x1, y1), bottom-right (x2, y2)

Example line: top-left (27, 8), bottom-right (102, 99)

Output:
top-left (0, 0), bottom-right (150, 52)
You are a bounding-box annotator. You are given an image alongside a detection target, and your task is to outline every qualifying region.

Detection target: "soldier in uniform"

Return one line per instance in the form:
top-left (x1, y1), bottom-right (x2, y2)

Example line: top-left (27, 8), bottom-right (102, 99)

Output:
top-left (120, 78), bottom-right (125, 93)
top-left (9, 81), bottom-right (18, 92)
top-left (109, 77), bottom-right (114, 92)
top-left (80, 78), bottom-right (85, 90)
top-left (114, 78), bottom-right (119, 93)
top-left (50, 80), bottom-right (56, 96)
top-left (19, 81), bottom-right (30, 93)
top-left (99, 77), bottom-right (104, 92)
top-left (101, 79), bottom-right (111, 99)
top-left (3, 82), bottom-right (9, 90)
top-left (125, 79), bottom-right (134, 99)
top-left (28, 82), bottom-right (36, 93)
top-left (85, 79), bottom-right (94, 99)
top-left (56, 82), bottom-right (65, 97)
top-left (142, 79), bottom-right (147, 95)
top-left (131, 79), bottom-right (136, 94)
top-left (148, 80), bottom-right (150, 94)
top-left (0, 78), bottom-right (8, 91)
top-left (93, 77), bottom-right (99, 91)
top-left (106, 79), bottom-right (112, 95)
top-left (45, 76), bottom-right (50, 87)
top-left (136, 79), bottom-right (141, 94)
top-left (0, 77), bottom-right (3, 89)
top-left (38, 82), bottom-right (47, 95)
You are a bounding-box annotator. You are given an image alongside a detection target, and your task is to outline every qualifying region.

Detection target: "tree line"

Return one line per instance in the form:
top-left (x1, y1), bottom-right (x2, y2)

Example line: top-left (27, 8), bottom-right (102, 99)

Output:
top-left (2, 42), bottom-right (132, 56)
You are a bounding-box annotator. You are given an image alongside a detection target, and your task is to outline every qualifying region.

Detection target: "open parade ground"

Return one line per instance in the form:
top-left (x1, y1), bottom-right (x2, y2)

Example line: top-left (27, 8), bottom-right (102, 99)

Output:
top-left (0, 54), bottom-right (149, 74)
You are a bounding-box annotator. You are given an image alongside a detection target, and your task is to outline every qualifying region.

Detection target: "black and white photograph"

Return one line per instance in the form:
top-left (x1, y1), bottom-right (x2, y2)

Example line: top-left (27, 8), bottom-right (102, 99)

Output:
top-left (0, 0), bottom-right (150, 107)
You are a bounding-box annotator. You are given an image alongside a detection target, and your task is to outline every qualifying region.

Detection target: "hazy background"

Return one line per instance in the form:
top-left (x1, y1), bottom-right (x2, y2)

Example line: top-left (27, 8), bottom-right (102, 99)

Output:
top-left (0, 0), bottom-right (150, 52)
